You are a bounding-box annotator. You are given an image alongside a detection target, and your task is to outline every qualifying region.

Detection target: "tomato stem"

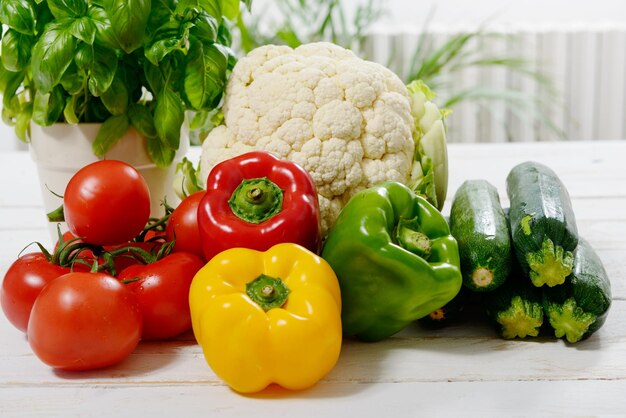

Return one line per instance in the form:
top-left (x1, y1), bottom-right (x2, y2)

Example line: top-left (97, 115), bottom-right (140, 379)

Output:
top-left (47, 205), bottom-right (65, 222)
top-left (106, 245), bottom-right (156, 265)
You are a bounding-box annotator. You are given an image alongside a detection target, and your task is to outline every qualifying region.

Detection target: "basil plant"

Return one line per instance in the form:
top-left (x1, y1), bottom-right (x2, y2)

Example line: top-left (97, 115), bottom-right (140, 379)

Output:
top-left (0, 0), bottom-right (250, 167)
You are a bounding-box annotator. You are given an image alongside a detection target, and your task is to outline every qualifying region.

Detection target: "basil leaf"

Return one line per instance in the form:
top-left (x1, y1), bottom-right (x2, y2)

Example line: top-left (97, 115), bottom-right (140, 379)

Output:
top-left (220, 0), bottom-right (239, 20)
top-left (1, 108), bottom-right (13, 126)
top-left (88, 4), bottom-right (120, 49)
top-left (0, 0), bottom-right (36, 35)
top-left (102, 0), bottom-right (151, 53)
top-left (1, 69), bottom-right (25, 112)
top-left (183, 40), bottom-right (227, 110)
top-left (189, 109), bottom-right (209, 130)
top-left (35, 2), bottom-right (55, 35)
top-left (75, 43), bottom-right (117, 97)
top-left (15, 103), bottom-right (33, 142)
top-left (188, 108), bottom-right (222, 141)
top-left (32, 87), bottom-right (65, 126)
top-left (128, 103), bottom-right (157, 138)
top-left (147, 0), bottom-right (174, 38)
top-left (1, 29), bottom-right (34, 72)
top-left (31, 21), bottom-right (77, 93)
top-left (47, 0), bottom-right (87, 19)
top-left (154, 86), bottom-right (184, 150)
top-left (190, 13), bottom-right (218, 42)
top-left (88, 44), bottom-right (118, 96)
top-left (60, 62), bottom-right (87, 95)
top-left (201, 0), bottom-right (222, 17)
top-left (69, 15), bottom-right (96, 44)
top-left (146, 134), bottom-right (175, 168)
top-left (100, 74), bottom-right (129, 115)
top-left (145, 21), bottom-right (189, 66)
top-left (153, 0), bottom-right (176, 10)
top-left (226, 48), bottom-right (237, 70)
top-left (143, 61), bottom-right (164, 94)
top-left (176, 0), bottom-right (221, 21)
top-left (85, 97), bottom-right (111, 122)
top-left (217, 20), bottom-right (232, 46)
top-left (0, 66), bottom-right (19, 93)
top-left (92, 114), bottom-right (130, 156)
top-left (75, 42), bottom-right (94, 70)
top-left (118, 59), bottom-right (142, 102)
top-left (63, 95), bottom-right (80, 124)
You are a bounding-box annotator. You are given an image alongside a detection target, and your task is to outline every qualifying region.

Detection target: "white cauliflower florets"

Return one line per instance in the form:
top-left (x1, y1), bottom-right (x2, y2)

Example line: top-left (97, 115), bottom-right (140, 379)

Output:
top-left (200, 42), bottom-right (445, 232)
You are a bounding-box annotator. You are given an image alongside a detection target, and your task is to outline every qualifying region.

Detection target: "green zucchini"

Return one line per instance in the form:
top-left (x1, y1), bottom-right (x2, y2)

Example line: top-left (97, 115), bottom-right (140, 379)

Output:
top-left (483, 266), bottom-right (544, 339)
top-left (419, 287), bottom-right (469, 329)
top-left (449, 179), bottom-right (511, 292)
top-left (506, 161), bottom-right (578, 287)
top-left (542, 238), bottom-right (612, 343)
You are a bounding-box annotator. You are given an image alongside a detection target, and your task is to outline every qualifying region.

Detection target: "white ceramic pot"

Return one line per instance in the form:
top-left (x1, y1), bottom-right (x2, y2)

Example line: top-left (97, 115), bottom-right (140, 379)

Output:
top-left (29, 123), bottom-right (189, 239)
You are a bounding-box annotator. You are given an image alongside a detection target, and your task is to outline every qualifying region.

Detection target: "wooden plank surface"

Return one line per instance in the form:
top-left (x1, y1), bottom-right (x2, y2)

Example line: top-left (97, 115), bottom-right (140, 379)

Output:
top-left (1, 302), bottom-right (625, 385)
top-left (0, 141), bottom-right (625, 417)
top-left (3, 379), bottom-right (626, 418)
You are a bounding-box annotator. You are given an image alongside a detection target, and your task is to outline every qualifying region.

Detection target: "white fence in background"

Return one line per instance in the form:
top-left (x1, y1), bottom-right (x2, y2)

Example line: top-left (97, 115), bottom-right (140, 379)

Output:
top-left (363, 24), bottom-right (626, 143)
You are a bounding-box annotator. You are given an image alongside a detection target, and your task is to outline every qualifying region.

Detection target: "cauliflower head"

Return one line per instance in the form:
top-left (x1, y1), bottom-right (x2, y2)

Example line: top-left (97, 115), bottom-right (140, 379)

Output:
top-left (200, 42), bottom-right (447, 232)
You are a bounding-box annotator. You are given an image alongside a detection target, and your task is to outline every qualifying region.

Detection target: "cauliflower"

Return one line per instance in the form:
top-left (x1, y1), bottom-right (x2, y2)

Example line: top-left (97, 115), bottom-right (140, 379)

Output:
top-left (200, 42), bottom-right (448, 233)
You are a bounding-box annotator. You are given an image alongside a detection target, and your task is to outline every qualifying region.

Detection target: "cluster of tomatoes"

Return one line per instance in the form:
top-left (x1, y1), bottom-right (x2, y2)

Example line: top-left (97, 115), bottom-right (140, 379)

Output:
top-left (1, 160), bottom-right (206, 371)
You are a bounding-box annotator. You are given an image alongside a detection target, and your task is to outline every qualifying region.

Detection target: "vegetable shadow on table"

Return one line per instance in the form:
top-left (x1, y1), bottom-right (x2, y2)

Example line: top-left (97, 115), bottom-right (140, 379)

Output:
top-left (51, 332), bottom-right (198, 381)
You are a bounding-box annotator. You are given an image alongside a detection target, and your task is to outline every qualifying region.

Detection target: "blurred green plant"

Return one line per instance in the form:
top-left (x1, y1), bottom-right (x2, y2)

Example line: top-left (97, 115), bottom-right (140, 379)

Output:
top-left (235, 0), bottom-right (382, 54)
top-left (230, 0), bottom-right (564, 141)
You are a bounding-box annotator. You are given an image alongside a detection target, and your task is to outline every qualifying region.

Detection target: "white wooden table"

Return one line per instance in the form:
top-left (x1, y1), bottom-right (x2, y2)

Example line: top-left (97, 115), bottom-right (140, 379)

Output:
top-left (1, 141), bottom-right (625, 417)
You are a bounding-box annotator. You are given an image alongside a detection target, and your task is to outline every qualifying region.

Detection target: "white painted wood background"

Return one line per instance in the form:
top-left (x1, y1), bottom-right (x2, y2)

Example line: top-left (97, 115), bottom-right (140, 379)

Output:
top-left (0, 141), bottom-right (625, 417)
top-left (361, 25), bottom-right (626, 143)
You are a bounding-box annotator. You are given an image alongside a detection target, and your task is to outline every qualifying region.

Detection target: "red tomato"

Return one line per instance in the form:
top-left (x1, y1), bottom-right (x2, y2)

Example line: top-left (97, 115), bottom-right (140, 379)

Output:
top-left (118, 252), bottom-right (204, 340)
top-left (142, 229), bottom-right (166, 242)
top-left (27, 272), bottom-right (142, 371)
top-left (64, 160), bottom-right (150, 246)
top-left (165, 191), bottom-right (205, 261)
top-left (1, 253), bottom-right (70, 332)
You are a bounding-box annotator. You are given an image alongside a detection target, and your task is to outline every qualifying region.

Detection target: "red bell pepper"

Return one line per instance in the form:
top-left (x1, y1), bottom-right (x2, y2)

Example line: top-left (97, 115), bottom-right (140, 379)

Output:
top-left (198, 151), bottom-right (322, 260)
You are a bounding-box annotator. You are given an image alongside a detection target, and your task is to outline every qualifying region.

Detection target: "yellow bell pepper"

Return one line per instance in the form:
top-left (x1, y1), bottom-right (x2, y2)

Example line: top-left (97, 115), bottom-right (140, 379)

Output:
top-left (189, 243), bottom-right (342, 393)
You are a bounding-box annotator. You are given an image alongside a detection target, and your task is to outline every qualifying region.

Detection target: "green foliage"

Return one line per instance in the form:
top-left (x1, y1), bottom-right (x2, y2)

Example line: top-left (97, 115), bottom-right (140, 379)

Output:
top-left (403, 27), bottom-right (564, 140)
top-left (0, 0), bottom-right (248, 167)
top-left (235, 0), bottom-right (382, 54)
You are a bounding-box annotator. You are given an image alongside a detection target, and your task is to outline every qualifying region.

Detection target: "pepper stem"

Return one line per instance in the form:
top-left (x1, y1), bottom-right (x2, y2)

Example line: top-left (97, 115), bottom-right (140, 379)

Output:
top-left (395, 216), bottom-right (432, 259)
top-left (246, 274), bottom-right (290, 311)
top-left (228, 177), bottom-right (283, 224)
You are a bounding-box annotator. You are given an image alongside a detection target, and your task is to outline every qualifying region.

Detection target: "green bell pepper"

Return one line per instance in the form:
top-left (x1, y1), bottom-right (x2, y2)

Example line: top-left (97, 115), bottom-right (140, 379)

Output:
top-left (321, 181), bottom-right (462, 342)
